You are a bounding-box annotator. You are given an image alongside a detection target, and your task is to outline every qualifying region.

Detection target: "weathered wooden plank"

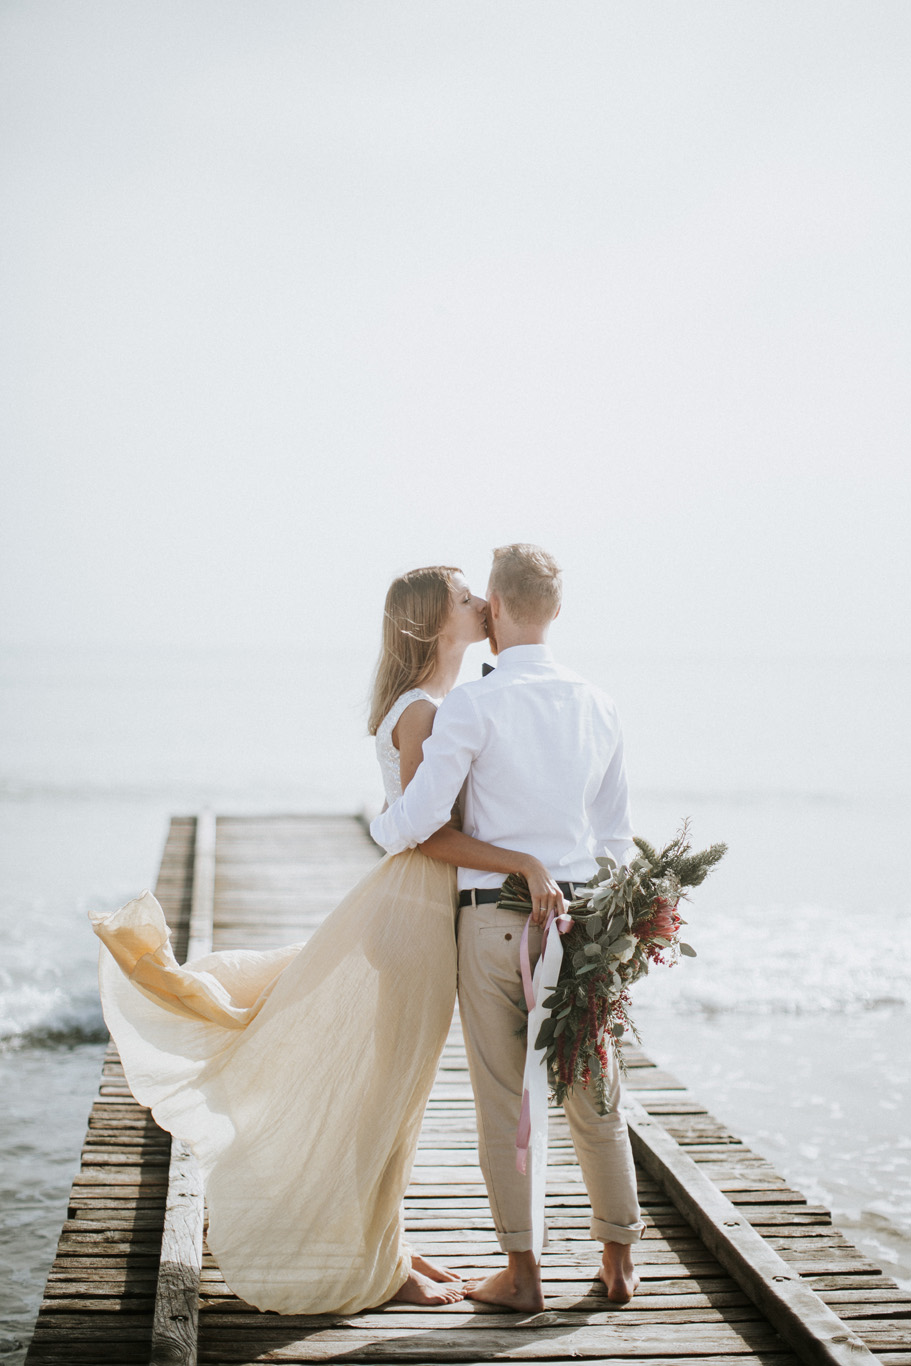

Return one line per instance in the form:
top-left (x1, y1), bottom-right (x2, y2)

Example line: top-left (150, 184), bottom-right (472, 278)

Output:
top-left (199, 1286), bottom-right (756, 1312)
top-left (56, 1235), bottom-right (163, 1254)
top-left (193, 1321), bottom-right (791, 1359)
top-left (195, 1288), bottom-right (911, 1321)
top-left (31, 1314), bottom-right (159, 1339)
top-left (50, 1256), bottom-right (163, 1270)
top-left (73, 1168), bottom-right (170, 1184)
top-left (44, 1278), bottom-right (158, 1295)
top-left (195, 1306), bottom-right (772, 1330)
top-left (150, 1140), bottom-right (206, 1366)
top-left (150, 810), bottom-right (215, 1366)
top-left (24, 1354), bottom-right (805, 1366)
top-left (77, 1151), bottom-right (170, 1166)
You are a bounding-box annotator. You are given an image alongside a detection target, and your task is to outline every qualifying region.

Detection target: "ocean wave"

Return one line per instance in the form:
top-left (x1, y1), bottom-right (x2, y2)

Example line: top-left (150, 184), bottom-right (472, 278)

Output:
top-left (640, 989), bottom-right (909, 1017)
top-left (634, 960), bottom-right (911, 1017)
top-left (1, 1019), bottom-right (109, 1052)
top-left (0, 984), bottom-right (107, 1053)
top-left (632, 896), bottom-right (911, 1017)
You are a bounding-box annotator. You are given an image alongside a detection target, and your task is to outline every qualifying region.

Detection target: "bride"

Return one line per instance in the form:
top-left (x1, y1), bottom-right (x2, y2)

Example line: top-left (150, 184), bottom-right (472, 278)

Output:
top-left (91, 564), bottom-right (564, 1315)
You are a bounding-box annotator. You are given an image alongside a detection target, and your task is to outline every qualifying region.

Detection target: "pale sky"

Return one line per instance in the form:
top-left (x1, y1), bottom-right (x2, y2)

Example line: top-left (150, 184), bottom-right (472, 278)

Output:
top-left (2, 1), bottom-right (909, 657)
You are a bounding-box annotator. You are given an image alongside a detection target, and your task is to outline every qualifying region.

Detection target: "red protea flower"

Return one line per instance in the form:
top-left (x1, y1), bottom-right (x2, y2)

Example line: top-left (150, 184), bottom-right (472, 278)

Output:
top-left (635, 895), bottom-right (680, 940)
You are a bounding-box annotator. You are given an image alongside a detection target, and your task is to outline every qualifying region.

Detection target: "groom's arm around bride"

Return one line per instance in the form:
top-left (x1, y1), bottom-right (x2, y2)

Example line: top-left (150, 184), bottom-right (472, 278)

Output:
top-left (371, 543), bottom-right (644, 1312)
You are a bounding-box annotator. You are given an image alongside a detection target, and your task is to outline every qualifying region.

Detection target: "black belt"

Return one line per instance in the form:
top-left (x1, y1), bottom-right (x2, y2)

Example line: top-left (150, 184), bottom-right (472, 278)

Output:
top-left (458, 881), bottom-right (577, 909)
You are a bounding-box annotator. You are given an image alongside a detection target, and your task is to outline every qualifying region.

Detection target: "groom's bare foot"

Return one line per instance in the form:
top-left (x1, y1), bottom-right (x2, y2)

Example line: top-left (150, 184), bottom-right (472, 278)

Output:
top-left (393, 1268), bottom-right (465, 1305)
top-left (465, 1251), bottom-right (544, 1313)
top-left (411, 1253), bottom-right (462, 1283)
top-left (598, 1242), bottom-right (639, 1303)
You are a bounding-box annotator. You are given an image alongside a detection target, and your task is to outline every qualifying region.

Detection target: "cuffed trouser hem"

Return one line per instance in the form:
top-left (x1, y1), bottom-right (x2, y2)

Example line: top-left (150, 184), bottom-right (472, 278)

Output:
top-left (591, 1217), bottom-right (644, 1245)
top-left (497, 1226), bottom-right (550, 1253)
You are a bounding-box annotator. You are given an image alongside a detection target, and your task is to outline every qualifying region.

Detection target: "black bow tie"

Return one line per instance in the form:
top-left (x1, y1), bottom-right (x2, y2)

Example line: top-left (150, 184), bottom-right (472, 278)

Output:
top-left (482, 662), bottom-right (495, 677)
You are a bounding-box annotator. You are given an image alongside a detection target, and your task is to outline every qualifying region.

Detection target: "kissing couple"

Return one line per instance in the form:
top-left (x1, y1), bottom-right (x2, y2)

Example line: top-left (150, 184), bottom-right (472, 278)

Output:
top-left (92, 542), bottom-right (643, 1317)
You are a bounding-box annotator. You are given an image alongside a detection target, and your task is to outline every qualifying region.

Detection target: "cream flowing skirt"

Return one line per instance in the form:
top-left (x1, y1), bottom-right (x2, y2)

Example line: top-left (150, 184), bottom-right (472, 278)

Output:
top-left (90, 849), bottom-right (458, 1316)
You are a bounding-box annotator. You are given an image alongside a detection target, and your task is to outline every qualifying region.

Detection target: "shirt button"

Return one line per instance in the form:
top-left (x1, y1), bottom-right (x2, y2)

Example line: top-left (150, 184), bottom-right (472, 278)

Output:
top-left (504, 932), bottom-right (512, 941)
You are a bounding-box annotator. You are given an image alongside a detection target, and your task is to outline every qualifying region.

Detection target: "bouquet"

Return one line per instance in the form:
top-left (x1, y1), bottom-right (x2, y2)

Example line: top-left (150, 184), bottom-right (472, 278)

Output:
top-left (499, 821), bottom-right (726, 1114)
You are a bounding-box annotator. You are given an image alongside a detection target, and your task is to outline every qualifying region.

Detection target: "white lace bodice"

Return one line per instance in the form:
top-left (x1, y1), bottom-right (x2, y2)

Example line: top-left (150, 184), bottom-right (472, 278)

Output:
top-left (375, 688), bottom-right (440, 804)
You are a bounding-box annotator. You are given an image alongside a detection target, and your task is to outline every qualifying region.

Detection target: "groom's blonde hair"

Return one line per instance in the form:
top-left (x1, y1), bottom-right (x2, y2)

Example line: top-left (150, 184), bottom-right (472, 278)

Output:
top-left (488, 544), bottom-right (562, 626)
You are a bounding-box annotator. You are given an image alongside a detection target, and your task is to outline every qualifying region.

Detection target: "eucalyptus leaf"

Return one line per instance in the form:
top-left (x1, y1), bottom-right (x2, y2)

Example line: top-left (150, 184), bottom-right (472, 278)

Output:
top-left (611, 1021), bottom-right (625, 1037)
top-left (680, 942), bottom-right (697, 957)
top-left (611, 933), bottom-right (637, 963)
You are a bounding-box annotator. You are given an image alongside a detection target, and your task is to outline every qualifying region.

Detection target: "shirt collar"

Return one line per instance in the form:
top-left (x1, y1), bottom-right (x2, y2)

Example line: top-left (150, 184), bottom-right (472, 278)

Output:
top-left (494, 643), bottom-right (555, 671)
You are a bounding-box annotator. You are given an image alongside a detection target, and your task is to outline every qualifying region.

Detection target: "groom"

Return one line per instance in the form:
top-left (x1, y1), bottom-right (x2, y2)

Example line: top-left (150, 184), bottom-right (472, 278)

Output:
top-left (370, 543), bottom-right (643, 1311)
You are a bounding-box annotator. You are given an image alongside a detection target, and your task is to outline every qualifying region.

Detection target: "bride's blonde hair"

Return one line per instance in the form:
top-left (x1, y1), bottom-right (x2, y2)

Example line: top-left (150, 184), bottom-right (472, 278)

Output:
top-left (368, 565), bottom-right (461, 735)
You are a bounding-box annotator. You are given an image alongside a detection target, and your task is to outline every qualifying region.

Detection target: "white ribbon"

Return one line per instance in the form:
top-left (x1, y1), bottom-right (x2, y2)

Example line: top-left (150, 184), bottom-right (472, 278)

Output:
top-left (516, 907), bottom-right (573, 1260)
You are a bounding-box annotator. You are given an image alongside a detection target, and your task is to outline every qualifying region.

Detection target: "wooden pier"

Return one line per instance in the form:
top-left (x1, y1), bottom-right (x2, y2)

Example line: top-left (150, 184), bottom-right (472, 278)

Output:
top-left (26, 815), bottom-right (911, 1365)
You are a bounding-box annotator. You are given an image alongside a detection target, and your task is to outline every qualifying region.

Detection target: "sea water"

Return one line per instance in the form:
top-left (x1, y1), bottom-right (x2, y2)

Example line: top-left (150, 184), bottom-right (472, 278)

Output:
top-left (1, 643), bottom-right (908, 1360)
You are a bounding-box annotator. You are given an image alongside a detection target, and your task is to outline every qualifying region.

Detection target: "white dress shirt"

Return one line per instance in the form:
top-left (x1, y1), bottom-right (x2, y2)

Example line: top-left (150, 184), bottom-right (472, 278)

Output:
top-left (370, 644), bottom-right (635, 891)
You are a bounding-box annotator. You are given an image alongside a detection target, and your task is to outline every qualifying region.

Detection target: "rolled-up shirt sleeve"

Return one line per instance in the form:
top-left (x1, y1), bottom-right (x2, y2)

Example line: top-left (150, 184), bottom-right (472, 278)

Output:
top-left (590, 725), bottom-right (636, 869)
top-left (370, 688), bottom-right (483, 854)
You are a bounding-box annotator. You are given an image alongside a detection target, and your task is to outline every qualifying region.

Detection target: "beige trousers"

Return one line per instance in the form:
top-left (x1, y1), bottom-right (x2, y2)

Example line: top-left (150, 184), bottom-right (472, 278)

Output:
top-left (457, 899), bottom-right (645, 1254)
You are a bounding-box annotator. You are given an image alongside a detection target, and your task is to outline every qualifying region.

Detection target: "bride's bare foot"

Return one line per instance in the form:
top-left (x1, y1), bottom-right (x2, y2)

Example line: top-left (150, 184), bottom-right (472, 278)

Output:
top-left (465, 1251), bottom-right (544, 1313)
top-left (393, 1268), bottom-right (465, 1306)
top-left (598, 1242), bottom-right (639, 1303)
top-left (411, 1252), bottom-right (462, 1283)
